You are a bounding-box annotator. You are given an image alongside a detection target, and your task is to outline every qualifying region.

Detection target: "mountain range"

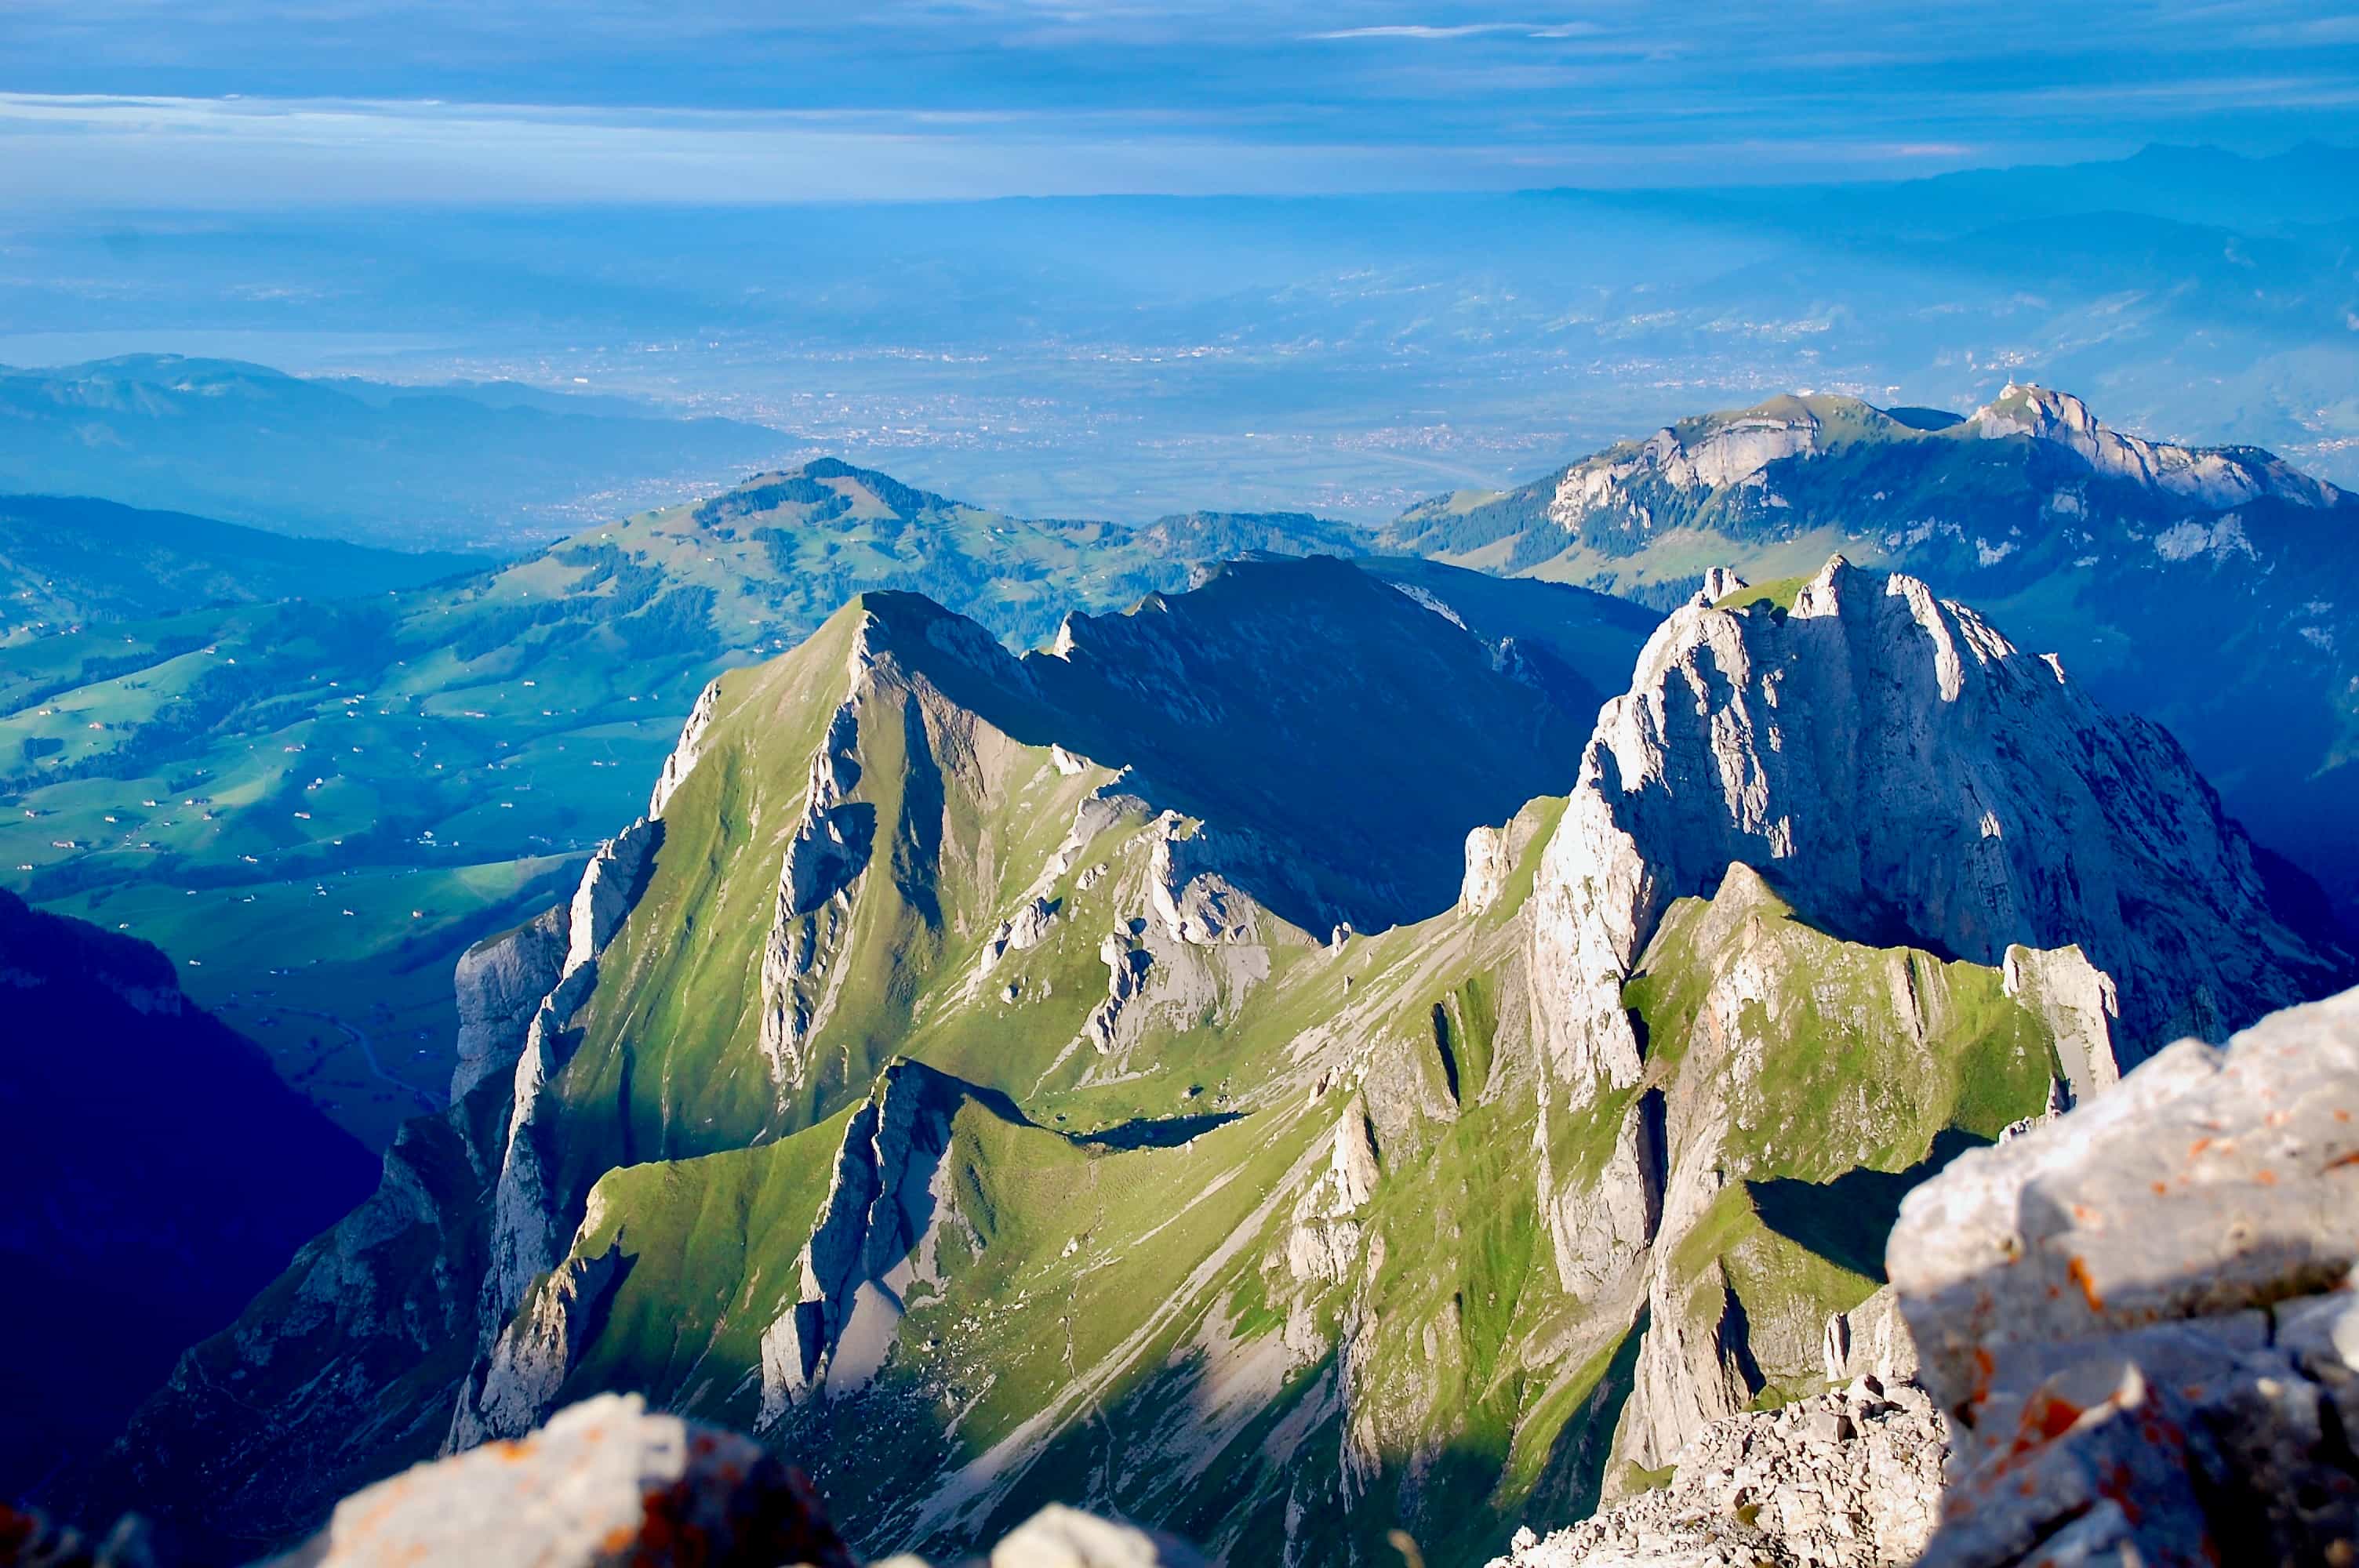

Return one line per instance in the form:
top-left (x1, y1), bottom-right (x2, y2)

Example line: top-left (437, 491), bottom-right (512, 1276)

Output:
top-left (1387, 383), bottom-right (2359, 935)
top-left (5, 383), bottom-right (2354, 1172)
top-left (0, 356), bottom-right (796, 553)
top-left (0, 495), bottom-right (482, 645)
top-left (62, 551), bottom-right (2346, 1565)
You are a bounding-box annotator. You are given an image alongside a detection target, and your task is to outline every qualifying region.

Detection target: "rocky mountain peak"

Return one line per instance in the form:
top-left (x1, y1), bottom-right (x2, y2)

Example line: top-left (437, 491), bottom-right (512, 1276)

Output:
top-left (1526, 554), bottom-right (2346, 1090)
top-left (1966, 382), bottom-right (2338, 508)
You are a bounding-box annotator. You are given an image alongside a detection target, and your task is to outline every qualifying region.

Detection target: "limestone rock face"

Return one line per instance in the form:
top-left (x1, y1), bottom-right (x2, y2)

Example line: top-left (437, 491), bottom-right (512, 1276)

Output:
top-left (1890, 982), bottom-right (2359, 1566)
top-left (1820, 1288), bottom-right (1917, 1387)
top-left (758, 695), bottom-right (875, 1091)
top-left (757, 1062), bottom-right (961, 1421)
top-left (646, 675), bottom-right (722, 819)
top-left (449, 906), bottom-right (568, 1099)
top-left (1459, 799), bottom-right (1555, 917)
top-left (1525, 555), bottom-right (2343, 1088)
top-left (1488, 1379), bottom-right (1947, 1568)
top-left (446, 1244), bottom-right (625, 1449)
top-left (1966, 383), bottom-right (2337, 510)
top-left (1995, 945), bottom-right (2117, 1106)
top-left (1286, 1102), bottom-right (1380, 1283)
top-left (565, 818), bottom-right (661, 979)
top-left (1699, 567), bottom-right (1747, 602)
top-left (445, 819), bottom-right (667, 1453)
top-left (1550, 410), bottom-right (1821, 528)
top-left (270, 1394), bottom-right (856, 1568)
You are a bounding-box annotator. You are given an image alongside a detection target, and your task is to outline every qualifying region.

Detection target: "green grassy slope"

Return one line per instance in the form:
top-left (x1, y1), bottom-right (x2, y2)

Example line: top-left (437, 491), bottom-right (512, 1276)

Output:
top-left (0, 463), bottom-right (1368, 1145)
top-left (501, 808), bottom-right (2058, 1566)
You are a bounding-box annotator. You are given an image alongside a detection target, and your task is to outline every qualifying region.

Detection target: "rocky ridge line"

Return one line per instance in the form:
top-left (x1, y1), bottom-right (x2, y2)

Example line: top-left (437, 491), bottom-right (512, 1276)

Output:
top-left (1524, 555), bottom-right (2343, 1096)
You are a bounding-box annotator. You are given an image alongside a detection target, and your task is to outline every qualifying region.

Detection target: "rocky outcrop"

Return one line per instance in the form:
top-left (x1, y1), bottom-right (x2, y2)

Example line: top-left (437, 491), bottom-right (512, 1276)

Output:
top-left (449, 906), bottom-right (567, 1099)
top-left (1459, 800), bottom-right (1555, 918)
top-left (1888, 981), bottom-right (2359, 1566)
top-left (445, 1243), bottom-right (625, 1448)
top-left (758, 696), bottom-right (875, 1090)
top-left (1080, 932), bottom-right (1152, 1054)
top-left (1550, 410), bottom-right (1821, 529)
top-left (475, 975), bottom-right (589, 1309)
top-left (1487, 1379), bottom-right (1947, 1568)
top-left (1147, 819), bottom-right (1259, 947)
top-left (1525, 555), bottom-right (2342, 1091)
top-left (972, 896), bottom-right (1059, 989)
top-left (490, 823), bottom-right (657, 1254)
top-left (1995, 945), bottom-right (2117, 1106)
top-left (646, 675), bottom-right (722, 819)
top-left (1965, 383), bottom-right (2337, 510)
top-left (1285, 1102), bottom-right (1379, 1283)
top-left (271, 1395), bottom-right (856, 1568)
top-left (564, 818), bottom-right (660, 978)
top-left (446, 820), bottom-right (663, 1451)
top-left (1820, 1289), bottom-right (1917, 1387)
top-left (757, 1062), bottom-right (960, 1421)
top-left (1889, 982), bottom-right (2359, 1410)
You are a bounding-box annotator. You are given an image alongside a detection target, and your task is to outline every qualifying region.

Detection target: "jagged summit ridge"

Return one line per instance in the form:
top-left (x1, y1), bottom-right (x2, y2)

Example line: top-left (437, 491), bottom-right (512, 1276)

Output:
top-left (1525, 384), bottom-right (2344, 541)
top-left (1966, 382), bottom-right (2337, 509)
top-left (1527, 554), bottom-right (2345, 1089)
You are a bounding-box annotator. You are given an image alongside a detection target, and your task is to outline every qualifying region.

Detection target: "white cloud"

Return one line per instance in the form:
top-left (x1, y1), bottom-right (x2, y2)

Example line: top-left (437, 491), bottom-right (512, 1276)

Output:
top-left (1309, 20), bottom-right (1600, 39)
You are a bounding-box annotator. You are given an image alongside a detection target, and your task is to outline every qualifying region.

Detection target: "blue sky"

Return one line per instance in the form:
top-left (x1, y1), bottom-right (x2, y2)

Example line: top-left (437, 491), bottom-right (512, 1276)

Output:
top-left (2, 1), bottom-right (2356, 202)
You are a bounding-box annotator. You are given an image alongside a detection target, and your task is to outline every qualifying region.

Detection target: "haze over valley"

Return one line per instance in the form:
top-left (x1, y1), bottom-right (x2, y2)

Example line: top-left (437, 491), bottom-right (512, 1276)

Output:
top-left (5, 6), bottom-right (2358, 1566)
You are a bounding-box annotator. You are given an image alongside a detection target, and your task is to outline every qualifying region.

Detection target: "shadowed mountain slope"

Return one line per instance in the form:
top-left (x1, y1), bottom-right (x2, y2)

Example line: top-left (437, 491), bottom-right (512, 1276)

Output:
top-left (0, 890), bottom-right (377, 1504)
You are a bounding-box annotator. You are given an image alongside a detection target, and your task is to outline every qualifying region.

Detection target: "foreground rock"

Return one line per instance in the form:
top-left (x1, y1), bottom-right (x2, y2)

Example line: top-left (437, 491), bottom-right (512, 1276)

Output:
top-left (218, 1392), bottom-right (1198, 1568)
top-left (260, 1395), bottom-right (856, 1568)
top-left (1493, 980), bottom-right (2359, 1567)
top-left (1889, 982), bottom-right (2359, 1566)
top-left (1486, 1379), bottom-right (1946, 1568)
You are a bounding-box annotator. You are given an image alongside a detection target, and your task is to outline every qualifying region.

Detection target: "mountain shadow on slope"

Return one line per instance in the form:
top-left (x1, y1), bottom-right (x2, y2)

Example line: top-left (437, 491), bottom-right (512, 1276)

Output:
top-left (1746, 1127), bottom-right (1991, 1285)
top-left (0, 891), bottom-right (378, 1503)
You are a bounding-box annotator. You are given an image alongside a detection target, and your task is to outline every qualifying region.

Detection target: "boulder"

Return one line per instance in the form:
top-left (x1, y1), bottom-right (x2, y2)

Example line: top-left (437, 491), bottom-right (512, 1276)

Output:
top-left (263, 1394), bottom-right (855, 1568)
top-left (1888, 984), bottom-right (2359, 1414)
top-left (1889, 982), bottom-right (2359, 1566)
